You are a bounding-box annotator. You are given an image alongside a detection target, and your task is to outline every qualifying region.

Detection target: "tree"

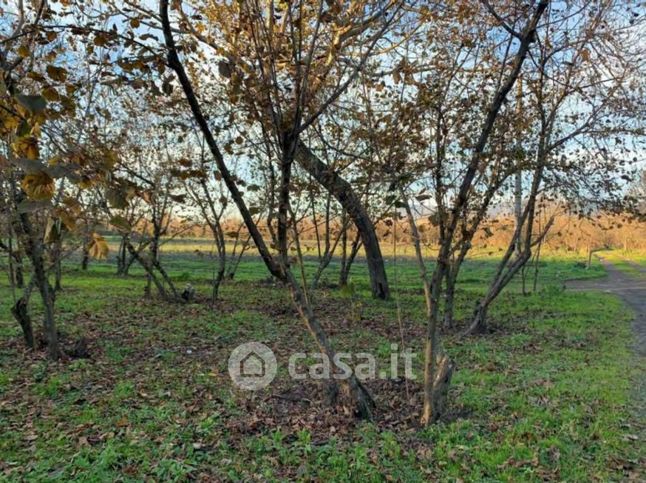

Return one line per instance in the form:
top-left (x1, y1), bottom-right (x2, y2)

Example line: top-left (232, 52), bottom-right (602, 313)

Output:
top-left (467, 0), bottom-right (646, 333)
top-left (348, 0), bottom-right (548, 423)
top-left (155, 0), bottom-right (412, 415)
top-left (1, 0), bottom-right (118, 357)
top-left (183, 135), bottom-right (255, 301)
top-left (627, 170), bottom-right (646, 219)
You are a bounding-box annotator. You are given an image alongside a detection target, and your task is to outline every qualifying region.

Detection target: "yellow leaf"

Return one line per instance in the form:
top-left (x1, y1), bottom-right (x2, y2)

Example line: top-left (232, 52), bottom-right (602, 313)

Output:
top-left (21, 171), bottom-right (55, 201)
top-left (62, 196), bottom-right (81, 211)
top-left (88, 234), bottom-right (109, 259)
top-left (42, 86), bottom-right (60, 102)
top-left (44, 218), bottom-right (62, 243)
top-left (12, 136), bottom-right (40, 160)
top-left (103, 150), bottom-right (118, 169)
top-left (46, 65), bottom-right (68, 82)
top-left (110, 215), bottom-right (131, 233)
top-left (77, 176), bottom-right (94, 189)
top-left (60, 212), bottom-right (77, 231)
top-left (17, 45), bottom-right (30, 58)
top-left (48, 155), bottom-right (62, 165)
top-left (0, 111), bottom-right (21, 132)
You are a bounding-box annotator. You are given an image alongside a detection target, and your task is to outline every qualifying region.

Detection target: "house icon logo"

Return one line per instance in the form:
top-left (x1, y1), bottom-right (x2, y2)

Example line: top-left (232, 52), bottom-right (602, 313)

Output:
top-left (228, 342), bottom-right (277, 390)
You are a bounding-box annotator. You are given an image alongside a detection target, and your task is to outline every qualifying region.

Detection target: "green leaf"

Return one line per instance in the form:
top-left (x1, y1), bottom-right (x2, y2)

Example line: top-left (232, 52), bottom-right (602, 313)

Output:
top-left (15, 94), bottom-right (47, 114)
top-left (106, 188), bottom-right (128, 209)
top-left (110, 215), bottom-right (132, 233)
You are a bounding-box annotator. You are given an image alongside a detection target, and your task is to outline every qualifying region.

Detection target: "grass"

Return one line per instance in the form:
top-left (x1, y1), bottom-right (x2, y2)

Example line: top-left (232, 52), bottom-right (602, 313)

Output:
top-left (598, 249), bottom-right (646, 278)
top-left (0, 248), bottom-right (643, 481)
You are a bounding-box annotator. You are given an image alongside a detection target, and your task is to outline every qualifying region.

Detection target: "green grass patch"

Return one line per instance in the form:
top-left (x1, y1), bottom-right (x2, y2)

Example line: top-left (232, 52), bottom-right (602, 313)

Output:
top-left (0, 251), bottom-right (643, 481)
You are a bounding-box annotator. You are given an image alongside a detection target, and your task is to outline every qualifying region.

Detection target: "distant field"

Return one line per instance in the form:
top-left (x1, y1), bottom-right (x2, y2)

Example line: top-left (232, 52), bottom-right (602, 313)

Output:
top-left (105, 235), bottom-right (610, 263)
top-left (104, 235), bottom-right (435, 259)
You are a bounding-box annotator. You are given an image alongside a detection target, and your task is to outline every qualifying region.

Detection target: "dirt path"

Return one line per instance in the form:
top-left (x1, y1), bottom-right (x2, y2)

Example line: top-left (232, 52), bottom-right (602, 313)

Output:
top-left (567, 258), bottom-right (646, 356)
top-left (566, 258), bottom-right (645, 448)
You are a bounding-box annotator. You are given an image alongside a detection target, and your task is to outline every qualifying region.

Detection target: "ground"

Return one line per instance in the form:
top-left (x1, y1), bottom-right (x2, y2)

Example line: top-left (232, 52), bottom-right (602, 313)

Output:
top-left (566, 255), bottom-right (646, 465)
top-left (0, 248), bottom-right (644, 481)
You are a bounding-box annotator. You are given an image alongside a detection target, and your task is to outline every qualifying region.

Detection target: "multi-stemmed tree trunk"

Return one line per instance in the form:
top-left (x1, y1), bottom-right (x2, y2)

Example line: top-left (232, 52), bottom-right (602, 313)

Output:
top-left (467, 210), bottom-right (554, 335)
top-left (126, 240), bottom-right (182, 302)
top-left (116, 233), bottom-right (139, 276)
top-left (13, 194), bottom-right (60, 359)
top-left (190, 176), bottom-right (228, 302)
top-left (400, 190), bottom-right (454, 424)
top-left (463, 0), bottom-right (635, 334)
top-left (224, 229), bottom-right (251, 281)
top-left (415, 1), bottom-right (548, 424)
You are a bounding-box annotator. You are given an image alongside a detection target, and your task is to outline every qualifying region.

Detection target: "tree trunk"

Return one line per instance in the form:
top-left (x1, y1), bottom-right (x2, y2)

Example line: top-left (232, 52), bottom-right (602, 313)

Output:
top-left (587, 245), bottom-right (593, 269)
top-left (212, 227), bottom-right (226, 303)
top-left (339, 233), bottom-right (361, 288)
top-left (443, 273), bottom-right (456, 329)
top-left (124, 251), bottom-right (135, 275)
top-left (226, 235), bottom-right (250, 281)
top-left (532, 238), bottom-right (543, 292)
top-left (400, 190), bottom-right (453, 425)
top-left (34, 252), bottom-right (58, 358)
top-left (339, 211), bottom-right (348, 285)
top-left (212, 265), bottom-right (225, 301)
top-left (145, 234), bottom-right (160, 298)
top-left (467, 302), bottom-right (489, 335)
top-left (116, 235), bottom-right (128, 275)
top-left (465, 243), bottom-right (535, 336)
top-left (287, 270), bottom-right (375, 418)
top-left (311, 245), bottom-right (341, 290)
top-left (14, 246), bottom-right (24, 288)
top-left (160, 1), bottom-right (375, 418)
top-left (81, 244), bottom-right (89, 270)
top-left (420, 264), bottom-right (454, 425)
top-left (11, 297), bottom-right (34, 349)
top-left (5, 237), bottom-right (24, 289)
top-left (15, 207), bottom-right (60, 359)
top-left (53, 242), bottom-right (63, 291)
top-left (514, 171), bottom-right (523, 258)
top-left (295, 142), bottom-right (389, 299)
